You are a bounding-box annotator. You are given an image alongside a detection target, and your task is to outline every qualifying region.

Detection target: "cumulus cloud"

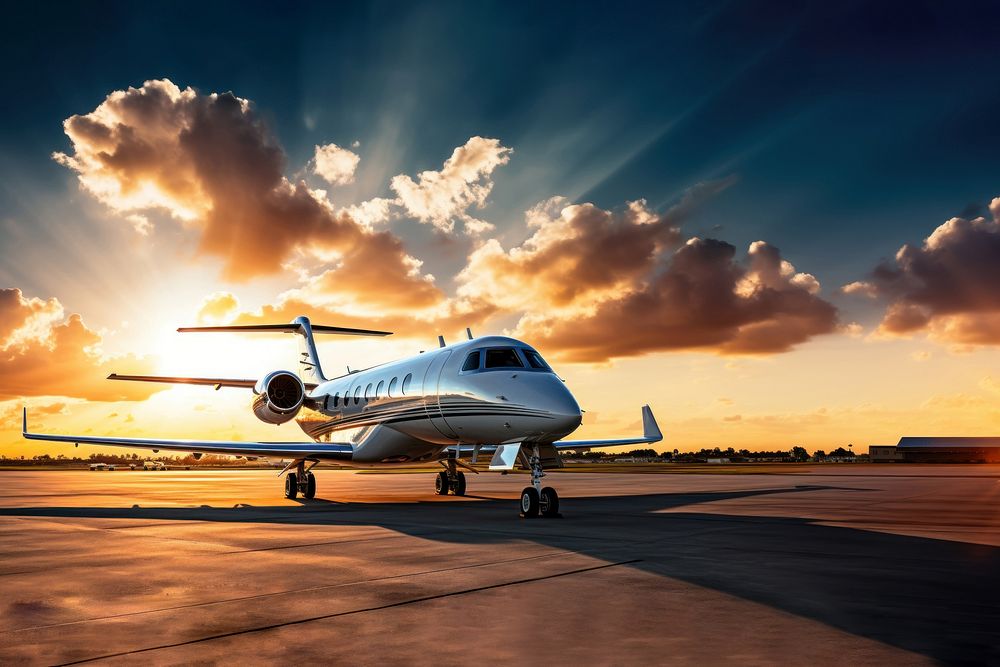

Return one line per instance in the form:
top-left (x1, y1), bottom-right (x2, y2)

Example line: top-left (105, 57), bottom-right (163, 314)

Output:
top-left (513, 237), bottom-right (837, 362)
top-left (196, 291), bottom-right (240, 324)
top-left (841, 281), bottom-right (878, 298)
top-left (457, 197), bottom-right (683, 312)
top-left (0, 289), bottom-right (159, 401)
top-left (312, 142), bottom-right (360, 186)
top-left (449, 189), bottom-right (835, 362)
top-left (53, 79), bottom-right (433, 300)
top-left (864, 197), bottom-right (1000, 345)
top-left (390, 136), bottom-right (511, 234)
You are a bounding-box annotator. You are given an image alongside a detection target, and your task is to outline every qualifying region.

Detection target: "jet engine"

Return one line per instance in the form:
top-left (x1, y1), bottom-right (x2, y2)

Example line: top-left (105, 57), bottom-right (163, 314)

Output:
top-left (252, 371), bottom-right (305, 425)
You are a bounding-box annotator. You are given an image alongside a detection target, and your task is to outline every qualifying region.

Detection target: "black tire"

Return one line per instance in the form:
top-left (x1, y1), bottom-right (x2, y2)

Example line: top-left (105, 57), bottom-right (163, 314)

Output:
top-left (540, 486), bottom-right (560, 517)
top-left (304, 471), bottom-right (316, 499)
top-left (453, 471), bottom-right (467, 496)
top-left (284, 472), bottom-right (298, 499)
top-left (520, 486), bottom-right (540, 518)
top-left (434, 470), bottom-right (450, 495)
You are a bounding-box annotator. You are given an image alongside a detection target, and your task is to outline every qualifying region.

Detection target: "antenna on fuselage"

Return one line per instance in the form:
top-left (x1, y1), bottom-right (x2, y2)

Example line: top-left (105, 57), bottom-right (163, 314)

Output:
top-left (438, 335), bottom-right (446, 348)
top-left (466, 327), bottom-right (473, 340)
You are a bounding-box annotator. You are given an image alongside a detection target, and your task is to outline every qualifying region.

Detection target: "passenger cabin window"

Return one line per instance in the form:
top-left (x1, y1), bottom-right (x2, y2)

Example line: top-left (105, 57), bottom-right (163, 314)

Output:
top-left (523, 349), bottom-right (550, 370)
top-left (376, 380), bottom-right (385, 398)
top-left (365, 383), bottom-right (373, 402)
top-left (329, 392), bottom-right (339, 409)
top-left (388, 377), bottom-right (398, 396)
top-left (353, 386), bottom-right (361, 404)
top-left (462, 351), bottom-right (481, 371)
top-left (402, 373), bottom-right (412, 394)
top-left (485, 348), bottom-right (523, 369)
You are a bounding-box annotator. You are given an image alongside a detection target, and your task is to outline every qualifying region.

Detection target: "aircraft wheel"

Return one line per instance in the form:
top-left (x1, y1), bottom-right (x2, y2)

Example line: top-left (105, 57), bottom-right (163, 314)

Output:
top-left (434, 470), bottom-right (449, 495)
top-left (520, 486), bottom-right (540, 518)
top-left (452, 471), bottom-right (467, 496)
top-left (284, 472), bottom-right (298, 499)
top-left (304, 471), bottom-right (316, 499)
top-left (540, 486), bottom-right (560, 517)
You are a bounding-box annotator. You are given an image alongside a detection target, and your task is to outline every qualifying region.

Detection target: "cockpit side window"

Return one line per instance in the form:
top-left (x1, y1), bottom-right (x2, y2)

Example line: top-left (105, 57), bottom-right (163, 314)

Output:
top-left (523, 349), bottom-right (550, 370)
top-left (461, 350), bottom-right (481, 372)
top-left (485, 348), bottom-right (524, 369)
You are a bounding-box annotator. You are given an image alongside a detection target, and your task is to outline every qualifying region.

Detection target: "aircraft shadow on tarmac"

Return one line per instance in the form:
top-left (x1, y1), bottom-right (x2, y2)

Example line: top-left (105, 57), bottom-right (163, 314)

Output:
top-left (2, 485), bottom-right (997, 665)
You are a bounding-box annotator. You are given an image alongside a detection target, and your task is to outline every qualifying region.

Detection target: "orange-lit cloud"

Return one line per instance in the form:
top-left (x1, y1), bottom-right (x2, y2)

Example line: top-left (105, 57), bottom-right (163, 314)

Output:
top-left (196, 291), bottom-right (240, 324)
top-left (52, 79), bottom-right (432, 294)
top-left (518, 237), bottom-right (837, 362)
top-left (0, 289), bottom-right (159, 401)
top-left (865, 197), bottom-right (1000, 345)
top-left (450, 193), bottom-right (835, 362)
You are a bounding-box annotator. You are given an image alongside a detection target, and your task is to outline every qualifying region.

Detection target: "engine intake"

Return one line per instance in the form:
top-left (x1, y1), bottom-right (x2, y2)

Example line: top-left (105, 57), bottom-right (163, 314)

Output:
top-left (252, 371), bottom-right (305, 425)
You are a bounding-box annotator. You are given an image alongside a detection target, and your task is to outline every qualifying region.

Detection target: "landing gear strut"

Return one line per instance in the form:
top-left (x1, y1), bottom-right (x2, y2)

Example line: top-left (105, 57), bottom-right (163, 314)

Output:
top-left (284, 460), bottom-right (317, 500)
top-left (435, 460), bottom-right (466, 496)
top-left (521, 444), bottom-right (560, 518)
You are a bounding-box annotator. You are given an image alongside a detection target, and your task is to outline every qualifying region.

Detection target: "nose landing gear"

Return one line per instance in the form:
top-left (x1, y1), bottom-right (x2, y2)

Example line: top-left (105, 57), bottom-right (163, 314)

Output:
top-left (520, 444), bottom-right (561, 518)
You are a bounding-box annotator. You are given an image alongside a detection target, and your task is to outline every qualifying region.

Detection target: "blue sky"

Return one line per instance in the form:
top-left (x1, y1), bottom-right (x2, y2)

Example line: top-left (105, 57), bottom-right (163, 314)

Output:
top-left (4, 1), bottom-right (999, 297)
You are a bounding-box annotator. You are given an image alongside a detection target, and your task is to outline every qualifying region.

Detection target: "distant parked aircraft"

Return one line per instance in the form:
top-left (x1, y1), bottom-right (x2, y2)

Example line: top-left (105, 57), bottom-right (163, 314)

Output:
top-left (24, 317), bottom-right (661, 517)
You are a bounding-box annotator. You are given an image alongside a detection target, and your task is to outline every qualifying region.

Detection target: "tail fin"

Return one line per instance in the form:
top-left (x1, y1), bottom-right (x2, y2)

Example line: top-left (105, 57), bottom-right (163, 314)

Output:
top-left (178, 316), bottom-right (391, 385)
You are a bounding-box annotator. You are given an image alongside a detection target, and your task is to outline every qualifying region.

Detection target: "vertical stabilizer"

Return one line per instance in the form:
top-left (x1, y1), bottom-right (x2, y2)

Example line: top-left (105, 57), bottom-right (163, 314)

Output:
top-left (292, 316), bottom-right (326, 384)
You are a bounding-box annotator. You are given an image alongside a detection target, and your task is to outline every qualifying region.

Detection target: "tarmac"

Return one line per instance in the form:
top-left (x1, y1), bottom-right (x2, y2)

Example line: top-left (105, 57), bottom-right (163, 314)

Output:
top-left (0, 466), bottom-right (998, 665)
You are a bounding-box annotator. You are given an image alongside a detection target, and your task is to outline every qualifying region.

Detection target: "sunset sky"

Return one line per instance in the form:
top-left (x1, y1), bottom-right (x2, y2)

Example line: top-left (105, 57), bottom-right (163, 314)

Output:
top-left (3, 1), bottom-right (1000, 456)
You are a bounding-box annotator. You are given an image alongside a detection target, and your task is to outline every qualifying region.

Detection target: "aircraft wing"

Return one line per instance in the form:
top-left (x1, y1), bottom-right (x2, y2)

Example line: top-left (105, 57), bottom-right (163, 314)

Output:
top-left (21, 409), bottom-right (353, 460)
top-left (552, 405), bottom-right (662, 451)
top-left (107, 374), bottom-right (318, 391)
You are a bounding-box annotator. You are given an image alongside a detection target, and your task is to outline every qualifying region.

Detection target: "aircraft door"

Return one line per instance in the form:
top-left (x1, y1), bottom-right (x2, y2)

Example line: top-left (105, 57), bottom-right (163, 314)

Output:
top-left (422, 350), bottom-right (457, 439)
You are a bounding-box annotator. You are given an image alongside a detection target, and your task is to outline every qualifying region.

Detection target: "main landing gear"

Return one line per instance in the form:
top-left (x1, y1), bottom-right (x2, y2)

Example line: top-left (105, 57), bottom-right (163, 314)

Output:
top-left (520, 444), bottom-right (560, 519)
top-left (284, 460), bottom-right (317, 500)
top-left (435, 460), bottom-right (466, 496)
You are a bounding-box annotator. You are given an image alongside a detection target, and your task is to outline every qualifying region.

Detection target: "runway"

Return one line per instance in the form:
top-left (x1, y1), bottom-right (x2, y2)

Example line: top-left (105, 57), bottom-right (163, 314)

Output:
top-left (0, 466), bottom-right (998, 665)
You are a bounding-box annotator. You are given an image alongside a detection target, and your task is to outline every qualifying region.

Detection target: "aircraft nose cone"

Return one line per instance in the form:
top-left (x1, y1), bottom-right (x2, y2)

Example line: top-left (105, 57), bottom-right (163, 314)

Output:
top-left (547, 388), bottom-right (583, 436)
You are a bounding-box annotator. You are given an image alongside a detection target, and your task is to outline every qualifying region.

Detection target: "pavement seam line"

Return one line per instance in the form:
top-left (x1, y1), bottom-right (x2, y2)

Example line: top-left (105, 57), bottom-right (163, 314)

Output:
top-left (54, 559), bottom-right (642, 665)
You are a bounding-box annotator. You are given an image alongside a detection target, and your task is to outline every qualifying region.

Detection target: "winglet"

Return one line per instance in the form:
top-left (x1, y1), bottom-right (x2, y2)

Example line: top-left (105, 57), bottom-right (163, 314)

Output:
top-left (641, 405), bottom-right (662, 442)
top-left (22, 407), bottom-right (27, 436)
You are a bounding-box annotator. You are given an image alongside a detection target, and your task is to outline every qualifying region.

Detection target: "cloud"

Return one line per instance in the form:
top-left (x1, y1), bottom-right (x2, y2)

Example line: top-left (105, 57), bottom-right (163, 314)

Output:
top-left (0, 289), bottom-right (159, 401)
top-left (53, 79), bottom-right (431, 293)
top-left (513, 237), bottom-right (837, 362)
top-left (449, 187), bottom-right (834, 363)
top-left (841, 281), bottom-right (878, 298)
top-left (456, 197), bottom-right (684, 312)
top-left (196, 291), bottom-right (240, 324)
top-left (390, 136), bottom-right (511, 234)
top-left (866, 196), bottom-right (1000, 345)
top-left (312, 143), bottom-right (360, 186)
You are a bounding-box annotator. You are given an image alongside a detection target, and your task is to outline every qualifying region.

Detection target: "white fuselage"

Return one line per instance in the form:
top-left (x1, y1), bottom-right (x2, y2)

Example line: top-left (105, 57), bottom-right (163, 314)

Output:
top-left (293, 336), bottom-right (582, 465)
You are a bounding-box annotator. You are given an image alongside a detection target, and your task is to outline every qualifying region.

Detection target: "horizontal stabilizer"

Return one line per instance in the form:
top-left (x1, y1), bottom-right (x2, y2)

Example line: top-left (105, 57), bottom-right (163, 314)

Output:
top-left (107, 374), bottom-right (260, 389)
top-left (177, 323), bottom-right (391, 336)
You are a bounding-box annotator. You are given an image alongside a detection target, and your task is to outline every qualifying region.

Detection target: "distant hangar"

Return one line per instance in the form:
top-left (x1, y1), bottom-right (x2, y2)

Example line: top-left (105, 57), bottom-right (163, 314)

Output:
top-left (870, 437), bottom-right (1000, 463)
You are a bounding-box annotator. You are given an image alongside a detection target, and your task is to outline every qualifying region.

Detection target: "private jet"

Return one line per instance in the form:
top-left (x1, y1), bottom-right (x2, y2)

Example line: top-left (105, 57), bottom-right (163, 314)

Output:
top-left (23, 317), bottom-right (662, 517)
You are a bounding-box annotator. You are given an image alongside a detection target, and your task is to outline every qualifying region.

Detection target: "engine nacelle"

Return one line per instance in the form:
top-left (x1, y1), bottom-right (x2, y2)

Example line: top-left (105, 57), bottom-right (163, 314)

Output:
top-left (252, 370), bottom-right (305, 425)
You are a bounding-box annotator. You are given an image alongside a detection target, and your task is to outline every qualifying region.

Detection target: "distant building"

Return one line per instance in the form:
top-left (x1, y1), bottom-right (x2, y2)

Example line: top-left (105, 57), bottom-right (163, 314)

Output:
top-left (706, 458), bottom-right (731, 464)
top-left (869, 445), bottom-right (903, 462)
top-left (870, 438), bottom-right (1000, 463)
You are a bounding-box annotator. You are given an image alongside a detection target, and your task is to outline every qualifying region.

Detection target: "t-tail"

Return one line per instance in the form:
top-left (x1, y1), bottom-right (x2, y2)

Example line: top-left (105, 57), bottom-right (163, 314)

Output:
top-left (176, 316), bottom-right (392, 384)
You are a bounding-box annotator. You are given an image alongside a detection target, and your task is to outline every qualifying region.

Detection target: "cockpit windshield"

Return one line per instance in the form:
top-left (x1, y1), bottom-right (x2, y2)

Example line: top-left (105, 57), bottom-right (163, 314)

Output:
top-left (484, 348), bottom-right (523, 368)
top-left (522, 349), bottom-right (550, 370)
